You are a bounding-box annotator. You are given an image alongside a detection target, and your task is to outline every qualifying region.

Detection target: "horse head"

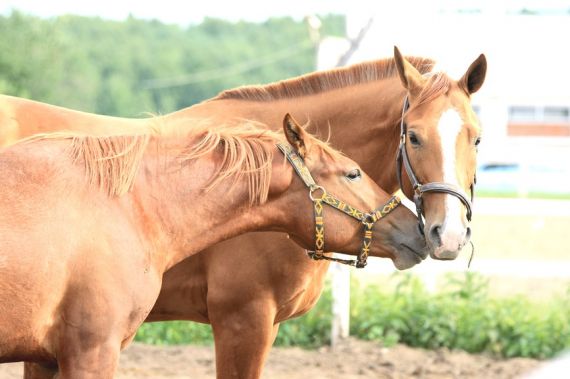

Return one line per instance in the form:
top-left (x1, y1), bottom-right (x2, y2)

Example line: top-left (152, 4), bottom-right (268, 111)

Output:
top-left (393, 46), bottom-right (487, 260)
top-left (273, 113), bottom-right (428, 270)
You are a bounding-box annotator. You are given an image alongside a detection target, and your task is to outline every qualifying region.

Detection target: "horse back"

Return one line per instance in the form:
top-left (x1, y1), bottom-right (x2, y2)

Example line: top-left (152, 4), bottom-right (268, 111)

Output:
top-left (0, 95), bottom-right (149, 146)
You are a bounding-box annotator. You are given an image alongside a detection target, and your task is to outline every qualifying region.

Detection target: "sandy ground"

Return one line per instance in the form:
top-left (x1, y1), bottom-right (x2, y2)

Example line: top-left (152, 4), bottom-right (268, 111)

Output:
top-left (0, 339), bottom-right (542, 379)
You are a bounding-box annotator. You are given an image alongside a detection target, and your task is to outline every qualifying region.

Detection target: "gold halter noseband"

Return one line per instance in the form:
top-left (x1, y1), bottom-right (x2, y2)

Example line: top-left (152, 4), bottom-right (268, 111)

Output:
top-left (277, 143), bottom-right (401, 268)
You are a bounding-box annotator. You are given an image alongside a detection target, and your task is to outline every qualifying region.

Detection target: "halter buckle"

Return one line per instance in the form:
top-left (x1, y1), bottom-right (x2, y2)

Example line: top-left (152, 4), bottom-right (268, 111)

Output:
top-left (414, 184), bottom-right (422, 197)
top-left (362, 212), bottom-right (377, 224)
top-left (306, 250), bottom-right (323, 260)
top-left (309, 185), bottom-right (326, 201)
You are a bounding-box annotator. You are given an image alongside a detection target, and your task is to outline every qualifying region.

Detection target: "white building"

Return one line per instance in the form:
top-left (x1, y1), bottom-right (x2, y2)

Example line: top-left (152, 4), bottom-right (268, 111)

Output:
top-left (319, 4), bottom-right (570, 166)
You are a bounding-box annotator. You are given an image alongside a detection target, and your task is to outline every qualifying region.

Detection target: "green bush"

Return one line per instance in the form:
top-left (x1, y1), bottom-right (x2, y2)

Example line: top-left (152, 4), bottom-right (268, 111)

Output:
top-left (135, 321), bottom-right (213, 345)
top-left (134, 273), bottom-right (570, 359)
top-left (350, 272), bottom-right (570, 359)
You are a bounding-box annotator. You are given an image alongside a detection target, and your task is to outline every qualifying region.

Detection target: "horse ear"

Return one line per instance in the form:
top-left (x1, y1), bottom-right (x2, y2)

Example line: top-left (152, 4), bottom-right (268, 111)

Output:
top-left (459, 54), bottom-right (487, 95)
top-left (283, 113), bottom-right (309, 158)
top-left (394, 46), bottom-right (426, 95)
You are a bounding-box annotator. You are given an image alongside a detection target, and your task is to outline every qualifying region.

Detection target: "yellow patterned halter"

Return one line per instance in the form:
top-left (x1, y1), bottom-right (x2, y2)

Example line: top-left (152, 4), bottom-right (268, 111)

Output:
top-left (277, 143), bottom-right (401, 268)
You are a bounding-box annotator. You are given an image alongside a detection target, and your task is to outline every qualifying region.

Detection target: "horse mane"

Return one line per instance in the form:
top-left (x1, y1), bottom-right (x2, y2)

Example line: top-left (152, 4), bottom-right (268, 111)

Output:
top-left (173, 118), bottom-right (340, 205)
top-left (21, 119), bottom-right (340, 205)
top-left (213, 56), bottom-right (436, 102)
top-left (21, 132), bottom-right (152, 197)
top-left (175, 119), bottom-right (281, 205)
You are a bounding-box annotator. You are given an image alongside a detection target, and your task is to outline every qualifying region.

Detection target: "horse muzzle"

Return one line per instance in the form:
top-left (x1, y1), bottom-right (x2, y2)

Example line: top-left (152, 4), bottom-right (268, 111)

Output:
top-left (427, 223), bottom-right (471, 260)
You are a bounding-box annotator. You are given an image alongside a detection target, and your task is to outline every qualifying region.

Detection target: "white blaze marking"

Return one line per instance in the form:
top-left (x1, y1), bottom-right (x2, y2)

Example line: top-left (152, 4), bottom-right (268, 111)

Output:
top-left (437, 109), bottom-right (465, 238)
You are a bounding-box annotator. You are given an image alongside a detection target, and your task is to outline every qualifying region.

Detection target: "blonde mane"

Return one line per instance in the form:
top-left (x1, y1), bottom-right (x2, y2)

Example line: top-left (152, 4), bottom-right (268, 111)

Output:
top-left (172, 118), bottom-right (340, 205)
top-left (176, 119), bottom-right (281, 205)
top-left (213, 56), bottom-right (436, 102)
top-left (21, 119), bottom-right (341, 205)
top-left (69, 134), bottom-right (151, 197)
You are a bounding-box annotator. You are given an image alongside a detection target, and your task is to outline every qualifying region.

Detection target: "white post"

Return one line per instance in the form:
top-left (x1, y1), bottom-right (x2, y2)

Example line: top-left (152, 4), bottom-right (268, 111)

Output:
top-left (330, 261), bottom-right (351, 348)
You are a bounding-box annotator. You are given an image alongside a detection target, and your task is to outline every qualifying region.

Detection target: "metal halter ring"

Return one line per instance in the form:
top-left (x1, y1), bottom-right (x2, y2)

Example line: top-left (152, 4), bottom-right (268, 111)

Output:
top-left (309, 185), bottom-right (326, 201)
top-left (362, 212), bottom-right (376, 224)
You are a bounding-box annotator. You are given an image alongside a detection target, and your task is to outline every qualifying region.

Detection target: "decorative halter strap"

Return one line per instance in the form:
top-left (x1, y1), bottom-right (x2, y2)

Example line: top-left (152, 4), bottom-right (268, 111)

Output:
top-left (396, 96), bottom-right (475, 233)
top-left (277, 142), bottom-right (401, 268)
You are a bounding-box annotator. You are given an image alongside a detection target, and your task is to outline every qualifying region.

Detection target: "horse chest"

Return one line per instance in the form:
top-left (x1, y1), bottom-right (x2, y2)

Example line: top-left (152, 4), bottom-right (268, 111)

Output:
top-left (274, 268), bottom-right (328, 322)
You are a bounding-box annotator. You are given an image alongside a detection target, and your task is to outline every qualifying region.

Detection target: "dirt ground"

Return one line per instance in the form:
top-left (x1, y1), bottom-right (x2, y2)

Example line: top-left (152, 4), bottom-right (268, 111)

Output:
top-left (0, 339), bottom-right (542, 379)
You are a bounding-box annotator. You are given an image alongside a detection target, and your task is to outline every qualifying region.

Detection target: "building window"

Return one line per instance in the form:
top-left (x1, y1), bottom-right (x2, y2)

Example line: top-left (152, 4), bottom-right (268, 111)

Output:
top-left (509, 106), bottom-right (537, 122)
top-left (543, 107), bottom-right (570, 123)
top-left (509, 106), bottom-right (570, 123)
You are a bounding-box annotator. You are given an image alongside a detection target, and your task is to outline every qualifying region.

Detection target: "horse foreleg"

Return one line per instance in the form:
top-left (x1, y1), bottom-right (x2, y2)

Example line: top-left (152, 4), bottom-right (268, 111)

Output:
top-left (23, 362), bottom-right (57, 379)
top-left (54, 341), bottom-right (120, 379)
top-left (210, 307), bottom-right (278, 379)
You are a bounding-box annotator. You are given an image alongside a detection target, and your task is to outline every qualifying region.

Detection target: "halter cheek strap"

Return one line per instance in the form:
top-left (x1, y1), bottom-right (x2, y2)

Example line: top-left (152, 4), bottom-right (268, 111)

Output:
top-left (277, 142), bottom-right (401, 268)
top-left (396, 97), bottom-right (475, 233)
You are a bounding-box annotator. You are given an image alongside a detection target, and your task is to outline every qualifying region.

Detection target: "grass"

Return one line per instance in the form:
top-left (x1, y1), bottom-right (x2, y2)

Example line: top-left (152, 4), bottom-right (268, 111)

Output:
top-left (476, 190), bottom-right (570, 200)
top-left (470, 214), bottom-right (570, 261)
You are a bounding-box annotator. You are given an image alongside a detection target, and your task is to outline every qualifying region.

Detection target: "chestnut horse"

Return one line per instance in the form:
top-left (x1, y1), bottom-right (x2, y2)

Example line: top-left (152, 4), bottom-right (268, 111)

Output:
top-left (0, 48), bottom-right (486, 378)
top-left (0, 114), bottom-right (426, 378)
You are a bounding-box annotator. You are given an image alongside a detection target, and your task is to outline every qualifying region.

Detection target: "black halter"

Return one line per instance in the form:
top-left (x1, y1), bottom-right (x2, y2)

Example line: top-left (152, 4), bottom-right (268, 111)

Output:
top-left (396, 97), bottom-right (475, 233)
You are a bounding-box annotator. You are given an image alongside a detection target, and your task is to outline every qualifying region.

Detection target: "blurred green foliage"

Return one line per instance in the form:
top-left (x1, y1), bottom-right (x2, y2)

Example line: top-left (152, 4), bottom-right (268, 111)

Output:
top-left (136, 273), bottom-right (570, 359)
top-left (136, 321), bottom-right (214, 346)
top-left (0, 11), bottom-right (344, 116)
top-left (476, 189), bottom-right (570, 200)
top-left (351, 272), bottom-right (570, 359)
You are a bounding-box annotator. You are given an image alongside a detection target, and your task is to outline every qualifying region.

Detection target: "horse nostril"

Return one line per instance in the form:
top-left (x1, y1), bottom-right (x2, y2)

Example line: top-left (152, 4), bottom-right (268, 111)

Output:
top-left (429, 224), bottom-right (442, 247)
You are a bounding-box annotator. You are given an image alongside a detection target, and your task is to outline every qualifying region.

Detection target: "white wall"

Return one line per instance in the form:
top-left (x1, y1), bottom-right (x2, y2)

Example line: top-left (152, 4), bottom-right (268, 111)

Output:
top-left (336, 9), bottom-right (570, 163)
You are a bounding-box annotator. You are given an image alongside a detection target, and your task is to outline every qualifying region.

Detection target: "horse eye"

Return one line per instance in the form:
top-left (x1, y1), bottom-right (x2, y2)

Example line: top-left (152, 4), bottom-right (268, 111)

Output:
top-left (475, 137), bottom-right (481, 146)
top-left (409, 132), bottom-right (421, 146)
top-left (346, 169), bottom-right (362, 181)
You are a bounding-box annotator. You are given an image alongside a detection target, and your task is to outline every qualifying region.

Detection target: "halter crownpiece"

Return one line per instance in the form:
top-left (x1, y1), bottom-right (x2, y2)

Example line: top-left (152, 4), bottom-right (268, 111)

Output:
top-left (277, 142), bottom-right (401, 268)
top-left (396, 96), bottom-right (475, 233)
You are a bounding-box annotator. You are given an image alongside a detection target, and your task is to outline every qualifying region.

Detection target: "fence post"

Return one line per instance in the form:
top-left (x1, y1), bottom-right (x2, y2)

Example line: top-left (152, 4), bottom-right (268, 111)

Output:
top-left (330, 261), bottom-right (350, 349)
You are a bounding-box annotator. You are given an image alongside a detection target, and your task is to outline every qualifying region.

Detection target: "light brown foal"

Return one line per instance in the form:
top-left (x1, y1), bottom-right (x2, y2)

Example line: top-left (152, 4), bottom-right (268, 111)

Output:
top-left (0, 114), bottom-right (426, 378)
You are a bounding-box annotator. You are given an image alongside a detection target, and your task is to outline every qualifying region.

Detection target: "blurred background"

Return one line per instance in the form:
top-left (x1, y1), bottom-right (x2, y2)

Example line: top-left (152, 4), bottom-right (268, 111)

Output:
top-left (1, 0), bottom-right (569, 377)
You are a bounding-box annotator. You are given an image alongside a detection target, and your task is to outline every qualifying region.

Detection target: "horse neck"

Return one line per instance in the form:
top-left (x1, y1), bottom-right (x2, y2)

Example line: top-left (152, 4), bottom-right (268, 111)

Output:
top-left (172, 77), bottom-right (406, 192)
top-left (130, 138), bottom-right (286, 272)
